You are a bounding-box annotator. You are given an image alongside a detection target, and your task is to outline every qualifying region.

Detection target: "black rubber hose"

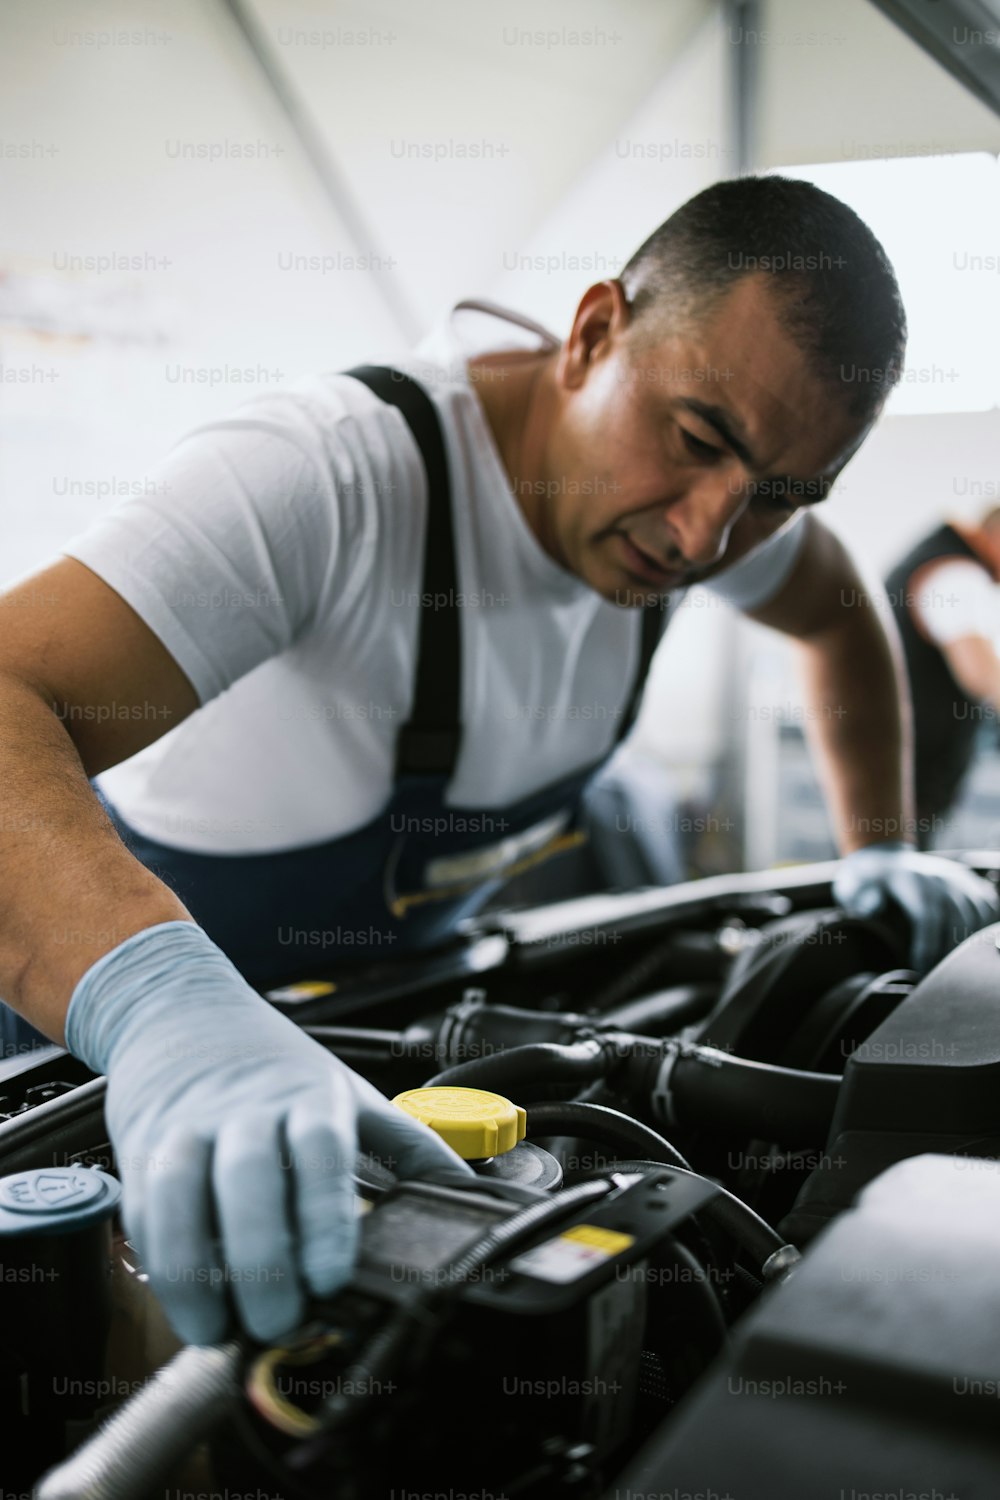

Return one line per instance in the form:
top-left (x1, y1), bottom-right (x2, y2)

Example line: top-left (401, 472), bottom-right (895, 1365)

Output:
top-left (669, 1046), bottom-right (840, 1142)
top-left (0, 1076), bottom-right (107, 1175)
top-left (317, 1024), bottom-right (839, 1148)
top-left (525, 1100), bottom-right (692, 1172)
top-left (308, 1007), bottom-right (586, 1065)
top-left (601, 982), bottom-right (716, 1036)
top-left (423, 1038), bottom-right (610, 1091)
top-left (435, 1001), bottom-right (589, 1052)
top-left (658, 1235), bottom-right (730, 1348)
top-left (306, 1025), bottom-right (405, 1056)
top-left (586, 933), bottom-right (699, 1013)
top-left (305, 1025), bottom-right (413, 1071)
top-left (570, 1157), bottom-right (788, 1272)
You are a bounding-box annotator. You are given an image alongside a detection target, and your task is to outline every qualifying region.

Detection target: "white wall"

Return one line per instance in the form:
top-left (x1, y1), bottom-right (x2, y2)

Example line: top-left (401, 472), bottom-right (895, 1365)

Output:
top-left (0, 0), bottom-right (406, 583)
top-left (0, 0), bottom-right (718, 585)
top-left (249, 0), bottom-right (715, 334)
top-left (756, 0), bottom-right (1000, 166)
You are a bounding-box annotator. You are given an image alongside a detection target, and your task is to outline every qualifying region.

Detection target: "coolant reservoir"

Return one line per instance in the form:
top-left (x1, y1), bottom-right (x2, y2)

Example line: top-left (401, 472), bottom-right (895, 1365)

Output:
top-left (393, 1086), bottom-right (562, 1191)
top-left (0, 1165), bottom-right (122, 1485)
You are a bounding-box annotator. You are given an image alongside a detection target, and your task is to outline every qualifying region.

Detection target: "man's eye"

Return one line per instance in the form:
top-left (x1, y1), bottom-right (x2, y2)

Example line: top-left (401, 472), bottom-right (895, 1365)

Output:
top-left (749, 475), bottom-right (827, 508)
top-left (680, 428), bottom-right (723, 460)
top-left (750, 496), bottom-right (798, 517)
top-left (749, 478), bottom-right (793, 508)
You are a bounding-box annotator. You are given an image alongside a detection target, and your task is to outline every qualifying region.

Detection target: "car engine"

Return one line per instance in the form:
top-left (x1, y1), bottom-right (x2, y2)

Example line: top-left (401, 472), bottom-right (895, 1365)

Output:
top-left (7, 852), bottom-right (1000, 1499)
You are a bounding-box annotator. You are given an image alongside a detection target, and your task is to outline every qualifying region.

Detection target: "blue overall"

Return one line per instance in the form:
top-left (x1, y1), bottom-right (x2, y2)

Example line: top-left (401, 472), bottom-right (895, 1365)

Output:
top-left (1, 367), bottom-right (671, 1052)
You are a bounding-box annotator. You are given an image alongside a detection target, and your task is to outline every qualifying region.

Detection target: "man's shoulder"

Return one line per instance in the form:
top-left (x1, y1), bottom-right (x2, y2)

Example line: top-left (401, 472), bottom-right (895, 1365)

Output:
top-left (184, 369), bottom-right (416, 447)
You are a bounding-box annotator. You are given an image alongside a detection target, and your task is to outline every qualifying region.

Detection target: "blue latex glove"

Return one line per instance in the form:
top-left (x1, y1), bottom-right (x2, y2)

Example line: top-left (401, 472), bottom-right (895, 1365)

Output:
top-left (66, 920), bottom-right (471, 1346)
top-left (833, 840), bottom-right (1000, 973)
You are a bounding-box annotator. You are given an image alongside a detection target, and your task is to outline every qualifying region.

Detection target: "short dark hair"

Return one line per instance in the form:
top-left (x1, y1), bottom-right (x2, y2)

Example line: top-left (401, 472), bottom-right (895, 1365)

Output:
top-left (619, 174), bottom-right (907, 422)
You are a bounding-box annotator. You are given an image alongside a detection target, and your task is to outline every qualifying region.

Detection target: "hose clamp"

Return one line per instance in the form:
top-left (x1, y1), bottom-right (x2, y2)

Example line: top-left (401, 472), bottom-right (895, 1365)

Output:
top-left (651, 1038), bottom-right (701, 1131)
top-left (437, 989), bottom-right (487, 1064)
top-left (761, 1244), bottom-right (801, 1283)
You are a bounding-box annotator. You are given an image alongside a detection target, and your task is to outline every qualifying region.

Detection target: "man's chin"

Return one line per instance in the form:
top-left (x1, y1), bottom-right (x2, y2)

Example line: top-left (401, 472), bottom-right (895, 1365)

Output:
top-left (590, 565), bottom-right (681, 608)
top-left (576, 540), bottom-right (687, 605)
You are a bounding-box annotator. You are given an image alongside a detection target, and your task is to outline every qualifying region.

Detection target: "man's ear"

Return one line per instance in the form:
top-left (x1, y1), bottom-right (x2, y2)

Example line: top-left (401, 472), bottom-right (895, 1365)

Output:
top-left (559, 280), bottom-right (631, 390)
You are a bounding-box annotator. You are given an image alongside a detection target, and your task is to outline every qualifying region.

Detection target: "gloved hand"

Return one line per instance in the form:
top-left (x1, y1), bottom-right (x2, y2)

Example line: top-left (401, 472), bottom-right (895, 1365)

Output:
top-left (66, 920), bottom-right (471, 1346)
top-left (833, 840), bottom-right (1000, 973)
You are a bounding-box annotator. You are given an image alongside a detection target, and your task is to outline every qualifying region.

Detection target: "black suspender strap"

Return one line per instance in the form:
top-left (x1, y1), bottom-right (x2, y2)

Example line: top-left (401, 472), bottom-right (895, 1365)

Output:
top-left (346, 365), bottom-right (463, 779)
top-left (615, 595), bottom-right (675, 746)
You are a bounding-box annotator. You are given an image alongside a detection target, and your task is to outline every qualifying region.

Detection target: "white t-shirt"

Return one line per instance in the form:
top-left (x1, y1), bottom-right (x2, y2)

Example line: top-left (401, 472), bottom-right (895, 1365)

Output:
top-left (63, 300), bottom-right (806, 854)
top-left (909, 557), bottom-right (1000, 648)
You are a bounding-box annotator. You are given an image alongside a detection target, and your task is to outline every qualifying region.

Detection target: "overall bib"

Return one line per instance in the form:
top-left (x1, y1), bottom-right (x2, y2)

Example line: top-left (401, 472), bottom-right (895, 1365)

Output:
top-left (0, 368), bottom-right (674, 1054)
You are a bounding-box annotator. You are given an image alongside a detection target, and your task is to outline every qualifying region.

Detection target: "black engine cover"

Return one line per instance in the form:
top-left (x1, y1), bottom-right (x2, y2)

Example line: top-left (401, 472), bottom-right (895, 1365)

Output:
top-left (784, 923), bottom-right (1000, 1242)
top-left (610, 1154), bottom-right (1000, 1500)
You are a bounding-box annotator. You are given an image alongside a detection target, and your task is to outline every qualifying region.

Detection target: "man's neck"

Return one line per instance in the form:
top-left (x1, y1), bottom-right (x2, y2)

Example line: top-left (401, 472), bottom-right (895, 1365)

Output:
top-left (467, 347), bottom-right (561, 556)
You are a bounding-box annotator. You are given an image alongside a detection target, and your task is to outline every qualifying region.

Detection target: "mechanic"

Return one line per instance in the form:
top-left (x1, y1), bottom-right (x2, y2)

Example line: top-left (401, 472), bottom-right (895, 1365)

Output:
top-left (884, 507), bottom-right (1000, 848)
top-left (0, 176), bottom-right (995, 1351)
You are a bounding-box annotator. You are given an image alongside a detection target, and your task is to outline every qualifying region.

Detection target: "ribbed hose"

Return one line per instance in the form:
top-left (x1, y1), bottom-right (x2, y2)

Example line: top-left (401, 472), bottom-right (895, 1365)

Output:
top-left (525, 1100), bottom-right (692, 1172)
top-left (667, 1045), bottom-right (840, 1142)
top-left (423, 1038), bottom-right (610, 1091)
top-left (33, 1341), bottom-right (242, 1500)
top-left (422, 1031), bottom-right (839, 1147)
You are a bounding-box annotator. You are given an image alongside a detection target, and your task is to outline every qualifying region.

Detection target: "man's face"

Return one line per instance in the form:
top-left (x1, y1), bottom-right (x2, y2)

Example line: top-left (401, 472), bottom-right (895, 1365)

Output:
top-left (539, 274), bottom-right (871, 604)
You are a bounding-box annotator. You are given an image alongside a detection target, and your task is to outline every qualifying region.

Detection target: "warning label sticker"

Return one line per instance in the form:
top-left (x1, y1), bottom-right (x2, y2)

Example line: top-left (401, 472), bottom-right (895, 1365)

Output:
top-left (508, 1223), bottom-right (636, 1284)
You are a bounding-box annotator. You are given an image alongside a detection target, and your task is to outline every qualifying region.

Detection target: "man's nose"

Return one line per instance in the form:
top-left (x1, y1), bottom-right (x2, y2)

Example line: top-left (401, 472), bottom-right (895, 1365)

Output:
top-left (666, 476), bottom-right (747, 569)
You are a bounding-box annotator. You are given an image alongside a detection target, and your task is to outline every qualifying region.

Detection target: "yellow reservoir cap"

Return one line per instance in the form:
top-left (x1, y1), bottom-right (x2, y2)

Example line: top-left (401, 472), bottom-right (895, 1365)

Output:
top-left (392, 1086), bottom-right (527, 1159)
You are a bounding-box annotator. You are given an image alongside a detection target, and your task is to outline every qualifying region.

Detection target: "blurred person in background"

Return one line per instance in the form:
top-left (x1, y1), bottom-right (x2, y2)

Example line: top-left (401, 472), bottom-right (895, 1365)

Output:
top-left (886, 508), bottom-right (1000, 849)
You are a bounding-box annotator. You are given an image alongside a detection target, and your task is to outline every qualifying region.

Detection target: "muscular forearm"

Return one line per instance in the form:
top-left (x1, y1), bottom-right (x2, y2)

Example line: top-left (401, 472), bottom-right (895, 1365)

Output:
top-left (0, 671), bottom-right (191, 1044)
top-left (793, 605), bottom-right (915, 853)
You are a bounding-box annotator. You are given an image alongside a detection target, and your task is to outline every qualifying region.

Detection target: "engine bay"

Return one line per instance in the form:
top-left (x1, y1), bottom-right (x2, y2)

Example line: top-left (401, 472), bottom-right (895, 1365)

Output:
top-left (7, 853), bottom-right (1000, 1499)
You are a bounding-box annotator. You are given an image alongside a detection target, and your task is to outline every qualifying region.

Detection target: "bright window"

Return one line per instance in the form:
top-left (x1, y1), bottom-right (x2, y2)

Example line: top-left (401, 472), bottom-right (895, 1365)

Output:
top-left (772, 153), bottom-right (999, 416)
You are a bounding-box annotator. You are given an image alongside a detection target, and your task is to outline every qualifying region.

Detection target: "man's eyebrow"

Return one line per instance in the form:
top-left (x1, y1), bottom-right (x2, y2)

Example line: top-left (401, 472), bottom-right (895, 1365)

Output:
top-left (679, 398), bottom-right (837, 503)
top-left (677, 398), bottom-right (758, 468)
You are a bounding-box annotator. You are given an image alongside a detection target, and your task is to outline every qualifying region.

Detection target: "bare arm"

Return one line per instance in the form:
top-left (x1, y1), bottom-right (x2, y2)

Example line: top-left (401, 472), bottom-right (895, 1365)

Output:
top-left (0, 557), bottom-right (201, 1042)
top-left (940, 633), bottom-right (1000, 706)
top-left (745, 513), bottom-right (914, 853)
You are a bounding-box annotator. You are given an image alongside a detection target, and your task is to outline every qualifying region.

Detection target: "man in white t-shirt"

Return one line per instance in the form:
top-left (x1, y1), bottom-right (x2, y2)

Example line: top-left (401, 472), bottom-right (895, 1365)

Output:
top-left (885, 508), bottom-right (1000, 846)
top-left (0, 175), bottom-right (995, 1350)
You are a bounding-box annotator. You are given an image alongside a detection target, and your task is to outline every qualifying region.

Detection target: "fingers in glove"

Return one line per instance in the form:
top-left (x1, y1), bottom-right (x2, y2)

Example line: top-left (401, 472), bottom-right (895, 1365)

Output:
top-left (890, 869), bottom-right (946, 973)
top-left (351, 1073), bottom-right (474, 1180)
top-left (143, 1127), bottom-right (228, 1346)
top-left (114, 1148), bottom-right (149, 1269)
top-left (951, 868), bottom-right (1000, 930)
top-left (213, 1107), bottom-right (303, 1345)
top-left (939, 884), bottom-right (979, 951)
top-left (846, 883), bottom-right (887, 918)
top-left (285, 1093), bottom-right (359, 1299)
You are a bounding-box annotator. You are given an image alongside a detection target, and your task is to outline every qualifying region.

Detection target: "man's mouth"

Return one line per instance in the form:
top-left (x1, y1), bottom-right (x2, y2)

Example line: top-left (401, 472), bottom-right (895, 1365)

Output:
top-left (616, 531), bottom-right (685, 587)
